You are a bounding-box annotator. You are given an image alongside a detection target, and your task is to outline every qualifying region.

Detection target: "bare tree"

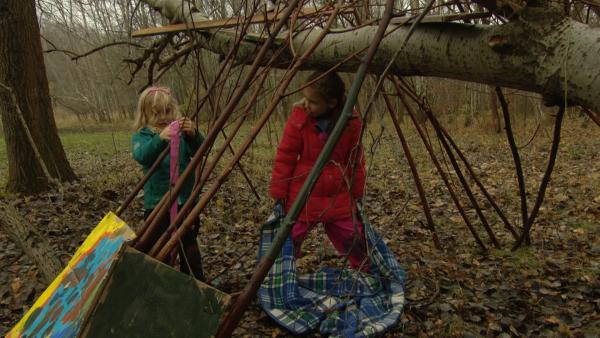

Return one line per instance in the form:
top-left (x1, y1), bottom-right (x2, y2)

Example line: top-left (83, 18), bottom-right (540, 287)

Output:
top-left (0, 0), bottom-right (76, 193)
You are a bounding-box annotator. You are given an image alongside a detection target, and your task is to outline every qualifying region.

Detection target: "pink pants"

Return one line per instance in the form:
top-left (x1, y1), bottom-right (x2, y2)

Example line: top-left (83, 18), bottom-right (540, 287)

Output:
top-left (291, 217), bottom-right (368, 271)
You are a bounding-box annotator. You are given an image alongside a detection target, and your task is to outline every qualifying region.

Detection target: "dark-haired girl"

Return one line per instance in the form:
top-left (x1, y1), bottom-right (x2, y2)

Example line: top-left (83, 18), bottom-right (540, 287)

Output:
top-left (270, 71), bottom-right (368, 270)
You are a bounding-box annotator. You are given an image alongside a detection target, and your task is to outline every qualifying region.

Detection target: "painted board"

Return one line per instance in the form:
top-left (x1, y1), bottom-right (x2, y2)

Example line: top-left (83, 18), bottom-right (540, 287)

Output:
top-left (7, 212), bottom-right (135, 338)
top-left (80, 246), bottom-right (230, 338)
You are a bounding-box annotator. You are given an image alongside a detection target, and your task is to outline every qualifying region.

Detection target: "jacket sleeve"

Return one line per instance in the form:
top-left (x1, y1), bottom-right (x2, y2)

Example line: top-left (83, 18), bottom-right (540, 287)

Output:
top-left (349, 118), bottom-right (366, 199)
top-left (132, 131), bottom-right (167, 166)
top-left (351, 144), bottom-right (366, 199)
top-left (270, 109), bottom-right (304, 200)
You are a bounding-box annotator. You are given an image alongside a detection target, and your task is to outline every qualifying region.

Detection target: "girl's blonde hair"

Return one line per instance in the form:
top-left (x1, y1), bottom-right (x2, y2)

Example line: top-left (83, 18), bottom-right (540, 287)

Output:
top-left (133, 86), bottom-right (178, 130)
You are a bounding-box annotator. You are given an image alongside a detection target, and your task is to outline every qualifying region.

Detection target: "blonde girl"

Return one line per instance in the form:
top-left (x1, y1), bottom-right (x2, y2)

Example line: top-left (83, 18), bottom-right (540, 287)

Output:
top-left (132, 86), bottom-right (205, 280)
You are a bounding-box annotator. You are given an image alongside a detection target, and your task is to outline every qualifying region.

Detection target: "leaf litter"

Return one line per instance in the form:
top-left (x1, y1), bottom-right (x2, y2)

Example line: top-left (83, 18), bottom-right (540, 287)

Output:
top-left (0, 120), bottom-right (599, 337)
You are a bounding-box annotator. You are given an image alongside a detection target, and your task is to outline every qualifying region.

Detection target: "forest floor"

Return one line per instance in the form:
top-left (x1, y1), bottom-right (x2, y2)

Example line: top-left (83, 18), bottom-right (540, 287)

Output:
top-left (0, 115), bottom-right (598, 337)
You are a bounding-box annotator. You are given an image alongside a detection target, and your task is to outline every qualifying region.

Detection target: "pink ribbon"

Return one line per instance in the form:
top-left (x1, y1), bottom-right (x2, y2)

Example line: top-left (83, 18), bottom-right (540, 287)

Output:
top-left (169, 120), bottom-right (181, 222)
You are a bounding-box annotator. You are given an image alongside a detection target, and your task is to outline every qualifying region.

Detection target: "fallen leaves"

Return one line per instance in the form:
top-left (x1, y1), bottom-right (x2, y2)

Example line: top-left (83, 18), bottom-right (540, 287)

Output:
top-left (1, 122), bottom-right (600, 337)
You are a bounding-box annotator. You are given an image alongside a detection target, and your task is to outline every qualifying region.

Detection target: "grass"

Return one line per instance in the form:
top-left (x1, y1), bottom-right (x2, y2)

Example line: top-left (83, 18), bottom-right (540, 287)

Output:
top-left (60, 131), bottom-right (130, 154)
top-left (0, 130), bottom-right (132, 189)
top-left (490, 247), bottom-right (545, 270)
top-left (564, 220), bottom-right (598, 232)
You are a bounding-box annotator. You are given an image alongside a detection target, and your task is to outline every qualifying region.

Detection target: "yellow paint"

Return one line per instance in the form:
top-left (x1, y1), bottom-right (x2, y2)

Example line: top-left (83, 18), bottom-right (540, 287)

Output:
top-left (7, 211), bottom-right (135, 337)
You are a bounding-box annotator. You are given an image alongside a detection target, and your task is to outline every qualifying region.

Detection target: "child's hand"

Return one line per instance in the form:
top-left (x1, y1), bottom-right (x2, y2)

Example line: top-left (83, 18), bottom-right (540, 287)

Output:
top-left (179, 117), bottom-right (197, 137)
top-left (159, 125), bottom-right (172, 141)
top-left (273, 199), bottom-right (285, 218)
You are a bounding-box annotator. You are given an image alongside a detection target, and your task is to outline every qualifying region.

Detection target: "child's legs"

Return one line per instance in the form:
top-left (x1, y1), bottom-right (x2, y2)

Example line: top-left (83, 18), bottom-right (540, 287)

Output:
top-left (143, 209), bottom-right (170, 248)
top-left (324, 218), bottom-right (368, 271)
top-left (178, 214), bottom-right (205, 281)
top-left (144, 209), bottom-right (178, 265)
top-left (145, 208), bottom-right (205, 280)
top-left (290, 220), bottom-right (315, 257)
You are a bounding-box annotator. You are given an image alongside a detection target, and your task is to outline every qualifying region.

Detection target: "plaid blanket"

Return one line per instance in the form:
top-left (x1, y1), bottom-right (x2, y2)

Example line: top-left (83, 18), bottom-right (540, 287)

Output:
top-left (257, 208), bottom-right (406, 337)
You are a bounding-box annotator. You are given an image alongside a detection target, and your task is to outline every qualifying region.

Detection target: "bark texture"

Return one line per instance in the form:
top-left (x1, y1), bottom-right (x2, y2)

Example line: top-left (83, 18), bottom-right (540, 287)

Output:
top-left (195, 7), bottom-right (600, 112)
top-left (0, 0), bottom-right (76, 193)
top-left (0, 201), bottom-right (62, 284)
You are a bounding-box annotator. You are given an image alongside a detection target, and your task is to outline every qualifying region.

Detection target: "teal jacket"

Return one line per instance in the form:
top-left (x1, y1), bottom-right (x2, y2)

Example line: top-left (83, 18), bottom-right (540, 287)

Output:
top-left (132, 127), bottom-right (204, 210)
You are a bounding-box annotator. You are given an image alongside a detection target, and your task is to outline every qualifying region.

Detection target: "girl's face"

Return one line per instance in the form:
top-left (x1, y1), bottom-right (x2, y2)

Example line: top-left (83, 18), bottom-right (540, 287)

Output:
top-left (302, 86), bottom-right (337, 118)
top-left (153, 107), bottom-right (175, 128)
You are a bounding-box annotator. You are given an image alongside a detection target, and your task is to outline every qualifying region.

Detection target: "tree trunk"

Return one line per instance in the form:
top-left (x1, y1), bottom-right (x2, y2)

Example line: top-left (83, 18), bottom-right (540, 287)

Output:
top-left (0, 201), bottom-right (62, 284)
top-left (187, 6), bottom-right (600, 112)
top-left (139, 1), bottom-right (599, 111)
top-left (0, 0), bottom-right (76, 194)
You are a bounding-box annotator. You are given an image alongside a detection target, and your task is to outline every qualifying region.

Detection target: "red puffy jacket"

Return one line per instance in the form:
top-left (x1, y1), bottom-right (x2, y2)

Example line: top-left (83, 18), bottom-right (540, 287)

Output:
top-left (270, 105), bottom-right (366, 222)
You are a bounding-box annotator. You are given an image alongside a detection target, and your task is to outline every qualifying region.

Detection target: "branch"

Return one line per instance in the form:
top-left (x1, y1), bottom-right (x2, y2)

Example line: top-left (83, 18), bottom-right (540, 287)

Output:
top-left (41, 34), bottom-right (78, 58)
top-left (124, 35), bottom-right (172, 85)
top-left (513, 105), bottom-right (566, 250)
top-left (44, 40), bottom-right (145, 61)
top-left (0, 201), bottom-right (62, 284)
top-left (582, 107), bottom-right (600, 128)
top-left (497, 87), bottom-right (530, 243)
top-left (71, 41), bottom-right (146, 61)
top-left (0, 82), bottom-right (59, 187)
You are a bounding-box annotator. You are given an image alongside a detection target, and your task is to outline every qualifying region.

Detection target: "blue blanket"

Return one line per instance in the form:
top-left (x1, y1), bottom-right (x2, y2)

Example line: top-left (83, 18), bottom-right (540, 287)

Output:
top-left (257, 208), bottom-right (406, 337)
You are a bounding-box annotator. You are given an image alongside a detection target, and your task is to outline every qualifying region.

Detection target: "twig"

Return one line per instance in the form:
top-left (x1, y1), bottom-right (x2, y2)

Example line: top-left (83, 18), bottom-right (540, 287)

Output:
top-left (45, 41), bottom-right (145, 61)
top-left (398, 85), bottom-right (501, 248)
top-left (434, 122), bottom-right (501, 247)
top-left (393, 78), bottom-right (487, 251)
top-left (582, 107), bottom-right (600, 128)
top-left (517, 105), bottom-right (542, 150)
top-left (496, 87), bottom-right (529, 243)
top-left (383, 93), bottom-right (442, 250)
top-left (437, 124), bottom-right (519, 240)
top-left (124, 34), bottom-right (171, 86)
top-left (0, 82), bottom-right (59, 187)
top-left (513, 105), bottom-right (565, 250)
top-left (399, 82), bottom-right (517, 239)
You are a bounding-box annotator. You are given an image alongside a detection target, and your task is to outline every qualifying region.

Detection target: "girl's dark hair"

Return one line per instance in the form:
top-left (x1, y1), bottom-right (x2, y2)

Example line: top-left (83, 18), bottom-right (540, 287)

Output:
top-left (305, 71), bottom-right (346, 112)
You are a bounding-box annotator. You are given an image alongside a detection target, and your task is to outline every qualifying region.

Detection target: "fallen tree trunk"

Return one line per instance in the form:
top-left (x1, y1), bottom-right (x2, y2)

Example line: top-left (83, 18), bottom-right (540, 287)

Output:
top-left (0, 201), bottom-right (62, 284)
top-left (194, 6), bottom-right (600, 112)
